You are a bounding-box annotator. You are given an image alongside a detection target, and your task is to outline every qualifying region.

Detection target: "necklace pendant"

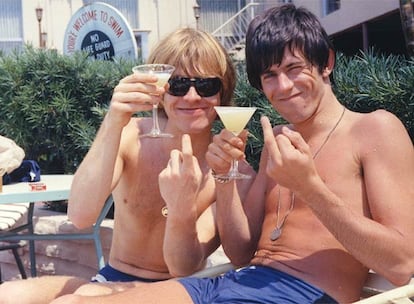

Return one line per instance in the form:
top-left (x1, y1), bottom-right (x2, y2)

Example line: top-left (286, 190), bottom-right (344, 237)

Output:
top-left (161, 206), bottom-right (168, 217)
top-left (270, 228), bottom-right (282, 241)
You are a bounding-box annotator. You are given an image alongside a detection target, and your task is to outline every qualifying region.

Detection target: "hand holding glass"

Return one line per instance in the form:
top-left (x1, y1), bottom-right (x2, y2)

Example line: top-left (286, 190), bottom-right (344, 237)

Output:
top-left (214, 106), bottom-right (257, 179)
top-left (132, 64), bottom-right (175, 138)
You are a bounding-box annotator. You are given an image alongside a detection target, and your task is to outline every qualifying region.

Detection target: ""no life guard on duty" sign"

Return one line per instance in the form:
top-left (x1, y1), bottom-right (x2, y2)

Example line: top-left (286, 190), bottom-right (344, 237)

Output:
top-left (63, 2), bottom-right (137, 60)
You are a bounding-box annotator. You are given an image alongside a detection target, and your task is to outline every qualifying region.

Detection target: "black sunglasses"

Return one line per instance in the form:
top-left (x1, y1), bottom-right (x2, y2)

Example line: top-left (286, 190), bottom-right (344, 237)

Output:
top-left (168, 77), bottom-right (222, 97)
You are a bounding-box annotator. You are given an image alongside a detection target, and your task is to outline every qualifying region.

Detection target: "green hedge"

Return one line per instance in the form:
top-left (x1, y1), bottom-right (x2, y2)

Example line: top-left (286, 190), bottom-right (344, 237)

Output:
top-left (334, 51), bottom-right (414, 139)
top-left (0, 46), bottom-right (136, 173)
top-left (233, 51), bottom-right (414, 170)
top-left (0, 47), bottom-right (413, 174)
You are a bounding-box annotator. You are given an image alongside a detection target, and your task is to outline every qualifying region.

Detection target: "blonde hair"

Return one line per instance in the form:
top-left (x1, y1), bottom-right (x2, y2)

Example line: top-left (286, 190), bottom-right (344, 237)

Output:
top-left (147, 28), bottom-right (235, 106)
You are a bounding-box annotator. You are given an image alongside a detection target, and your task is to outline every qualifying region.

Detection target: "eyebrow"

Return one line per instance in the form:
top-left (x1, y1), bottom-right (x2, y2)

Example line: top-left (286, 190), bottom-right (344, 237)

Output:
top-left (262, 58), bottom-right (304, 74)
top-left (286, 60), bottom-right (306, 68)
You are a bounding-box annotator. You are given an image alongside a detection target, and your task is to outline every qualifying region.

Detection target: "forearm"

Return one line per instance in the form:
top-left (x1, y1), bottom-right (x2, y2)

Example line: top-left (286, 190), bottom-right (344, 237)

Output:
top-left (68, 115), bottom-right (123, 228)
top-left (216, 181), bottom-right (256, 266)
top-left (163, 210), bottom-right (205, 277)
top-left (302, 178), bottom-right (414, 285)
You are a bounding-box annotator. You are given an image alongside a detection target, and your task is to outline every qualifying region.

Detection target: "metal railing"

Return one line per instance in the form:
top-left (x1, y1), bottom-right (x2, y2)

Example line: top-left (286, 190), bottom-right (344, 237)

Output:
top-left (212, 2), bottom-right (263, 53)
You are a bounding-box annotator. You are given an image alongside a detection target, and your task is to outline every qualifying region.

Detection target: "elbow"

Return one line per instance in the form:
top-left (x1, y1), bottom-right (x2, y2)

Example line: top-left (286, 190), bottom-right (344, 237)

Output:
top-left (68, 218), bottom-right (88, 230)
top-left (387, 274), bottom-right (412, 287)
top-left (226, 248), bottom-right (252, 267)
top-left (168, 261), bottom-right (205, 278)
top-left (169, 266), bottom-right (196, 278)
top-left (386, 270), bottom-right (413, 287)
top-left (67, 200), bottom-right (93, 230)
top-left (223, 245), bottom-right (254, 268)
top-left (67, 212), bottom-right (90, 230)
top-left (382, 260), bottom-right (414, 287)
top-left (169, 268), bottom-right (192, 278)
top-left (167, 258), bottom-right (206, 278)
top-left (229, 256), bottom-right (250, 268)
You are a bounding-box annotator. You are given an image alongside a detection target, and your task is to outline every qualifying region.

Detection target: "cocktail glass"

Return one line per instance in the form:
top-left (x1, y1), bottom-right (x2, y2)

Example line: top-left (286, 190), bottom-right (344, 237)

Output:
top-left (214, 106), bottom-right (257, 179)
top-left (132, 64), bottom-right (175, 138)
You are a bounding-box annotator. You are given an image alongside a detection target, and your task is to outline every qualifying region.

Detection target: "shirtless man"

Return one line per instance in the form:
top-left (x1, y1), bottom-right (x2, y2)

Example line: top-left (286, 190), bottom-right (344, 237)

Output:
top-left (49, 4), bottom-right (414, 304)
top-left (0, 28), bottom-right (253, 303)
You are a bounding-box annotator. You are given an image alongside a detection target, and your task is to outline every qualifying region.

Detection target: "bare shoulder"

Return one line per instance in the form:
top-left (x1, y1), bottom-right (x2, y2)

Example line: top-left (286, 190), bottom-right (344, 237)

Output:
top-left (353, 109), bottom-right (406, 130)
top-left (348, 109), bottom-right (413, 172)
top-left (350, 109), bottom-right (411, 145)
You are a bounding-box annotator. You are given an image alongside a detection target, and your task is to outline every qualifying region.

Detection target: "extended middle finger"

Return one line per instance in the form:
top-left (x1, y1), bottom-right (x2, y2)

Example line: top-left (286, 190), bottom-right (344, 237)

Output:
top-left (181, 134), bottom-right (193, 167)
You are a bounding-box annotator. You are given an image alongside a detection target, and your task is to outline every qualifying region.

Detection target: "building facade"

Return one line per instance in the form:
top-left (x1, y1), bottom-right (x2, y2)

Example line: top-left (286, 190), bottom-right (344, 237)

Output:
top-left (0, 0), bottom-right (411, 59)
top-left (0, 0), bottom-right (199, 61)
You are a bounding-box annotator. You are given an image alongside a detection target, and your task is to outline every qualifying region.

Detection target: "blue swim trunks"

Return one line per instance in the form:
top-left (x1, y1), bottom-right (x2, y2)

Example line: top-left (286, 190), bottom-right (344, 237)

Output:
top-left (91, 264), bottom-right (167, 283)
top-left (178, 265), bottom-right (338, 304)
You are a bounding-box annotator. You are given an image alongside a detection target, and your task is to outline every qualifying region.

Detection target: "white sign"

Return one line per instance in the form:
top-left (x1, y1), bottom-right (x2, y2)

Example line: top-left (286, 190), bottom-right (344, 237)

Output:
top-left (63, 2), bottom-right (137, 60)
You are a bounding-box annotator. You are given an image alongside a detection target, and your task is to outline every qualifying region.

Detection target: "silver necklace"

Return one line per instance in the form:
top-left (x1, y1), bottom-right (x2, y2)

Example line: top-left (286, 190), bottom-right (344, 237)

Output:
top-left (270, 106), bottom-right (346, 241)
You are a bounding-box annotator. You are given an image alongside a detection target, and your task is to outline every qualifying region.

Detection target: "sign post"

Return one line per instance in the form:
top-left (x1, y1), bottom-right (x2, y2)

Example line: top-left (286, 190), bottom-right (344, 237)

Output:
top-left (63, 2), bottom-right (137, 60)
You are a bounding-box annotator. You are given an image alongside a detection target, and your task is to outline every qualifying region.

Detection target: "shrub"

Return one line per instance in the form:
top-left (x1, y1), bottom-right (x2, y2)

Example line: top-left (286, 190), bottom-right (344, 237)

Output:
top-left (0, 47), bottom-right (412, 176)
top-left (333, 50), bottom-right (414, 139)
top-left (0, 46), bottom-right (136, 173)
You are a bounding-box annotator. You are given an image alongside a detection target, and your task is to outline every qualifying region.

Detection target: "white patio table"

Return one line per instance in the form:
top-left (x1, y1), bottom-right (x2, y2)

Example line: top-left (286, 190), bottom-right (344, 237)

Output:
top-left (0, 175), bottom-right (112, 277)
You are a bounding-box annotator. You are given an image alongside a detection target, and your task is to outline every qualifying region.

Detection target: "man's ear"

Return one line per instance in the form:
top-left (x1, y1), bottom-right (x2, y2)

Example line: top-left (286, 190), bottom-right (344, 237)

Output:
top-left (322, 49), bottom-right (335, 77)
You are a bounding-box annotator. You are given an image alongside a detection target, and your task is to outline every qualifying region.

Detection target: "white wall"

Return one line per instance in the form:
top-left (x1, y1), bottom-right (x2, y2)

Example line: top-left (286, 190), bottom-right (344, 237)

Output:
top-left (321, 0), bottom-right (400, 35)
top-left (293, 0), bottom-right (400, 35)
top-left (22, 0), bottom-right (198, 55)
top-left (22, 0), bottom-right (83, 50)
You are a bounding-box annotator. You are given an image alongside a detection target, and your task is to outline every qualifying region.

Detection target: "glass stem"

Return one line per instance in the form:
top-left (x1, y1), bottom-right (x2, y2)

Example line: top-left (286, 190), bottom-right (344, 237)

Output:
top-left (229, 159), bottom-right (239, 178)
top-left (152, 104), bottom-right (161, 135)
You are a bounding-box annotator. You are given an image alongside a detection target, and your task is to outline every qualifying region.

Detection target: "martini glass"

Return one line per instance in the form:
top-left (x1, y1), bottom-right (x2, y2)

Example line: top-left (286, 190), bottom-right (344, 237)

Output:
top-left (132, 64), bottom-right (175, 138)
top-left (214, 106), bottom-right (257, 179)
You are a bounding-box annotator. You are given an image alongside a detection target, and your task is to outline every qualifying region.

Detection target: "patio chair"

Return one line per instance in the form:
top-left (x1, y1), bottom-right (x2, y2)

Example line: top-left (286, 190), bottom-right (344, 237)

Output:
top-left (354, 270), bottom-right (414, 303)
top-left (190, 262), bottom-right (235, 278)
top-left (0, 241), bottom-right (27, 283)
top-left (0, 203), bottom-right (29, 282)
top-left (354, 282), bottom-right (414, 303)
top-left (21, 194), bottom-right (114, 274)
top-left (0, 195), bottom-right (114, 278)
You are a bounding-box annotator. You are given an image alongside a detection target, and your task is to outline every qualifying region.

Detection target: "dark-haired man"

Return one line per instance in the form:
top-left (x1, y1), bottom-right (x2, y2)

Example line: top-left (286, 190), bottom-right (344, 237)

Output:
top-left (50, 5), bottom-right (414, 303)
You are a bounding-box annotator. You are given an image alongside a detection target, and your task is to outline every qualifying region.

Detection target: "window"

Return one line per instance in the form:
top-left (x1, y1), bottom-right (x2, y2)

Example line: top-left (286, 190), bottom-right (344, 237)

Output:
top-left (0, 0), bottom-right (23, 54)
top-left (83, 0), bottom-right (138, 28)
top-left (322, 0), bottom-right (340, 16)
top-left (198, 0), bottom-right (246, 33)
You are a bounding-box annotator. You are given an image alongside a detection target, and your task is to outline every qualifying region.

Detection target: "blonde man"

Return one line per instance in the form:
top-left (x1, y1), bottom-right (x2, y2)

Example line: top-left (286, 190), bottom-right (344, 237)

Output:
top-left (1, 28), bottom-right (254, 303)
